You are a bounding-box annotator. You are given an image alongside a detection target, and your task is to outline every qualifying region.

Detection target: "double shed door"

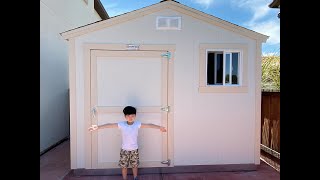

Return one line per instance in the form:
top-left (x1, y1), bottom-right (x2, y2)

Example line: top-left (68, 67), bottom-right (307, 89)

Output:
top-left (87, 49), bottom-right (173, 169)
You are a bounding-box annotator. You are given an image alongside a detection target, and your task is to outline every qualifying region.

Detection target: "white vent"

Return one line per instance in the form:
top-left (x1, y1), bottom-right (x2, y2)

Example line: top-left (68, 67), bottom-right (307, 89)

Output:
top-left (156, 16), bottom-right (181, 30)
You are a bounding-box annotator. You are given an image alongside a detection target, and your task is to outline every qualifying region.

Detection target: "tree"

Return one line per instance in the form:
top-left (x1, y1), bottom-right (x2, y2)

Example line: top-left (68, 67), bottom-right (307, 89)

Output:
top-left (261, 55), bottom-right (280, 91)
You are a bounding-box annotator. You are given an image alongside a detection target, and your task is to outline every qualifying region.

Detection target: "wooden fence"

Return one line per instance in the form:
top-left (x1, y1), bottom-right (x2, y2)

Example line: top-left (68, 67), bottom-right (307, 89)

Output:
top-left (261, 91), bottom-right (280, 155)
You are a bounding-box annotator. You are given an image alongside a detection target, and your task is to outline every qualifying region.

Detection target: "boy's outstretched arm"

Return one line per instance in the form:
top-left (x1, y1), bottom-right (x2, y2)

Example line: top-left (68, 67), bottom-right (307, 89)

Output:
top-left (141, 123), bottom-right (167, 132)
top-left (88, 123), bottom-right (118, 131)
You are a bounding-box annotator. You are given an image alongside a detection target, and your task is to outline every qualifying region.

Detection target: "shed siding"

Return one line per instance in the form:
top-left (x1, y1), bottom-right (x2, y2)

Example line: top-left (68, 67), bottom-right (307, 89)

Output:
top-left (74, 9), bottom-right (257, 168)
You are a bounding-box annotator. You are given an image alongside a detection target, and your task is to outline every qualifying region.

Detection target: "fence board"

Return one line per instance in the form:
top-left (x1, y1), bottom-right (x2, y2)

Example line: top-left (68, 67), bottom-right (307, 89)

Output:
top-left (261, 91), bottom-right (280, 153)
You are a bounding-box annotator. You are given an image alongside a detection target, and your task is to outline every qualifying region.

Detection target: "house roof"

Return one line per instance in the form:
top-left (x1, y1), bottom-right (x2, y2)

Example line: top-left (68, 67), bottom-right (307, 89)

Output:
top-left (94, 0), bottom-right (109, 20)
top-left (61, 0), bottom-right (269, 42)
top-left (269, 0), bottom-right (280, 8)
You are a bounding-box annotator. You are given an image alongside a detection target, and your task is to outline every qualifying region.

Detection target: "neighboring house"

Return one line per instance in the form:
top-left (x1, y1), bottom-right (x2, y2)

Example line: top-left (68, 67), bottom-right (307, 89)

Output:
top-left (61, 0), bottom-right (268, 171)
top-left (269, 0), bottom-right (280, 18)
top-left (40, 0), bottom-right (109, 155)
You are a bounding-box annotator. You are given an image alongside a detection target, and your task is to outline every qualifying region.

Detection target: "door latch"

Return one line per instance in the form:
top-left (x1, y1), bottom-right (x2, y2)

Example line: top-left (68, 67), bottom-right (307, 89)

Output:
top-left (161, 159), bottom-right (171, 166)
top-left (91, 106), bottom-right (97, 118)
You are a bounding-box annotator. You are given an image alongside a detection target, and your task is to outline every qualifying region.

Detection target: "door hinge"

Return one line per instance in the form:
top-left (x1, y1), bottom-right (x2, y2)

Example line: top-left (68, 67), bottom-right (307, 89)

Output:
top-left (161, 52), bottom-right (171, 60)
top-left (161, 159), bottom-right (171, 166)
top-left (161, 106), bottom-right (170, 112)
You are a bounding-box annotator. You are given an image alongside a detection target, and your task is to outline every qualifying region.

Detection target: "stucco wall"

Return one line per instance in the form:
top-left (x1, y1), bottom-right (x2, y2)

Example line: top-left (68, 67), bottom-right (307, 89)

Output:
top-left (40, 0), bottom-right (102, 153)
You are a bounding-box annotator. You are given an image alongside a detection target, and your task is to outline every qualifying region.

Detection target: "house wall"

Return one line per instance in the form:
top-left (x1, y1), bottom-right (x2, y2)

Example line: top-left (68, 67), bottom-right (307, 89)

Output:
top-left (40, 0), bottom-right (102, 153)
top-left (73, 9), bottom-right (258, 168)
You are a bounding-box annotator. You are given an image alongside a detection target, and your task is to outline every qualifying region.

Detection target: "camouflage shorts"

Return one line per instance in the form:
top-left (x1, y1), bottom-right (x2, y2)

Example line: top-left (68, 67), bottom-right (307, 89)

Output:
top-left (118, 149), bottom-right (139, 168)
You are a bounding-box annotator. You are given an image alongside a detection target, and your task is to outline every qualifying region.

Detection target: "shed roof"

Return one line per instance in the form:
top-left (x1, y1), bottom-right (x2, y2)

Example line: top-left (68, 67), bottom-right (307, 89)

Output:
top-left (61, 0), bottom-right (268, 42)
top-left (94, 0), bottom-right (109, 20)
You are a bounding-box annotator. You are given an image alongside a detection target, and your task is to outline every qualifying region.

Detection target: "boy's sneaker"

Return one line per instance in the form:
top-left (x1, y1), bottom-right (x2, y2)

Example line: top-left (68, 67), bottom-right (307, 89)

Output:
top-left (133, 177), bottom-right (138, 180)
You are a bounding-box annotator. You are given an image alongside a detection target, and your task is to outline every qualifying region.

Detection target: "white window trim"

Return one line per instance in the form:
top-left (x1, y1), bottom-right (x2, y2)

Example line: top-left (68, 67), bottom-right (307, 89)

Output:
top-left (156, 16), bottom-right (182, 30)
top-left (199, 44), bottom-right (248, 93)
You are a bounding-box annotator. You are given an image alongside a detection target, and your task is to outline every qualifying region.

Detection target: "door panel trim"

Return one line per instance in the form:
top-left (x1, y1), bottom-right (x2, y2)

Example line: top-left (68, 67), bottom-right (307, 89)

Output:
top-left (84, 43), bottom-right (175, 52)
top-left (97, 106), bottom-right (164, 113)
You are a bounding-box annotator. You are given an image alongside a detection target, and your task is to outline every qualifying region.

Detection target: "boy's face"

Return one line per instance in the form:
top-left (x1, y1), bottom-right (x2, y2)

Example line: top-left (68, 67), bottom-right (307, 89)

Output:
top-left (125, 114), bottom-right (136, 122)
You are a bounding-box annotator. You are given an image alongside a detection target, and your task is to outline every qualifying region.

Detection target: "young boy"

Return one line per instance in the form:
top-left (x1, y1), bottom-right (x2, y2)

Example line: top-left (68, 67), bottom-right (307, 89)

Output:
top-left (88, 106), bottom-right (167, 180)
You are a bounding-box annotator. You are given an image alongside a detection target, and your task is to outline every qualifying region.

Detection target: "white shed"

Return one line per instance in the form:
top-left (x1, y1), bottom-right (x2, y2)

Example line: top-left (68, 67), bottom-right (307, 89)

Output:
top-left (61, 0), bottom-right (268, 173)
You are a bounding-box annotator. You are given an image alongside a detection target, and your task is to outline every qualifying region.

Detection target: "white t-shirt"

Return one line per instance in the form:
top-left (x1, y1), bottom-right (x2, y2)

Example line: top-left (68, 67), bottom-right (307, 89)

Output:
top-left (117, 120), bottom-right (142, 151)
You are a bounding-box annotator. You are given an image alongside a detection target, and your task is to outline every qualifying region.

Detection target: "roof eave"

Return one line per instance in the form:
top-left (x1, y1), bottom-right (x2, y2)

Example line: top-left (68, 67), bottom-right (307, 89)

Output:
top-left (94, 0), bottom-right (109, 20)
top-left (259, 35), bottom-right (269, 43)
top-left (269, 0), bottom-right (280, 8)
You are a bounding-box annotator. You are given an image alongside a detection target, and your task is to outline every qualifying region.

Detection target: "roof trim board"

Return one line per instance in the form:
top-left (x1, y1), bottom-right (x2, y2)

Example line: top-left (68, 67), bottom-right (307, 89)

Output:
top-left (61, 1), bottom-right (268, 42)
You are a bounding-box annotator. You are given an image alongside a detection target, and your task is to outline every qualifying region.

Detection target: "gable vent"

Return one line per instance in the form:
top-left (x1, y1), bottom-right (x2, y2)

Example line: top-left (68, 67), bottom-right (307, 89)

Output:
top-left (156, 16), bottom-right (181, 30)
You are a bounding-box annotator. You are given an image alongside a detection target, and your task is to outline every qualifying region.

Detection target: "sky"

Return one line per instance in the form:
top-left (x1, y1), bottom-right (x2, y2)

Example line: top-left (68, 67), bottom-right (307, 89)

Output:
top-left (100, 0), bottom-right (280, 56)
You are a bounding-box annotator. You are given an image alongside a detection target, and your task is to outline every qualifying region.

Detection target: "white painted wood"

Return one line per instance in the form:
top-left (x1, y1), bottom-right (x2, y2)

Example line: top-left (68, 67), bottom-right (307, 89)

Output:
top-left (96, 57), bottom-right (162, 106)
top-left (91, 50), bottom-right (169, 168)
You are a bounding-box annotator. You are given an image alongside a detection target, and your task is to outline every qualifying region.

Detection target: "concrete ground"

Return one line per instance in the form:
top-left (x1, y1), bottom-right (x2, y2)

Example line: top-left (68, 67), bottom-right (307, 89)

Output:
top-left (40, 139), bottom-right (280, 180)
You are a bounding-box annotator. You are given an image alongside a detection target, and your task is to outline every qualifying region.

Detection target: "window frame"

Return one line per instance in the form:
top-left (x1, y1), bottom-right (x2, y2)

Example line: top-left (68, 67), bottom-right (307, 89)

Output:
top-left (199, 44), bottom-right (248, 93)
top-left (214, 52), bottom-right (223, 85)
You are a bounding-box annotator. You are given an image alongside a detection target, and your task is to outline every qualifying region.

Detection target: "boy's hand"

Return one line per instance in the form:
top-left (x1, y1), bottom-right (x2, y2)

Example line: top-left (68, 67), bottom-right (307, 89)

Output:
top-left (88, 125), bottom-right (98, 131)
top-left (160, 126), bottom-right (167, 132)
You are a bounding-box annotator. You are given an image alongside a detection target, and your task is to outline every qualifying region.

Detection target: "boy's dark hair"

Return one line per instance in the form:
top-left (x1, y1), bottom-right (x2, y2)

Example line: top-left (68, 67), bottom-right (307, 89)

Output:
top-left (123, 106), bottom-right (136, 115)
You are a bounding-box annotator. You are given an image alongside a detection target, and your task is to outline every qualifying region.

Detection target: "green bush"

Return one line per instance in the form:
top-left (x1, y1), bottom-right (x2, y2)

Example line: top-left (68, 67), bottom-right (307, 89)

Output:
top-left (261, 55), bottom-right (280, 91)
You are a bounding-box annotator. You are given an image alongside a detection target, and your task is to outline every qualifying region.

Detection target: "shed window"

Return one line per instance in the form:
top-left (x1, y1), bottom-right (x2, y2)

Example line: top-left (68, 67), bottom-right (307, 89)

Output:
top-left (207, 51), bottom-right (240, 86)
top-left (199, 44), bottom-right (248, 93)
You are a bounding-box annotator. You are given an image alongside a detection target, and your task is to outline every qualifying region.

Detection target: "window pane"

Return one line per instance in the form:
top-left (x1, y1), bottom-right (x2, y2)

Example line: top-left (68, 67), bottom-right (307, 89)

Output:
top-left (225, 54), bottom-right (230, 84)
top-left (232, 53), bottom-right (239, 84)
top-left (170, 18), bottom-right (179, 28)
top-left (158, 18), bottom-right (168, 27)
top-left (207, 53), bottom-right (215, 85)
top-left (216, 54), bottom-right (223, 84)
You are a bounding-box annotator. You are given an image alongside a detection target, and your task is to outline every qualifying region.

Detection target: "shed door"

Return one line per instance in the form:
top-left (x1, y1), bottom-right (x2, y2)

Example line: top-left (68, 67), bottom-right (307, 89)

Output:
top-left (90, 50), bottom-right (170, 169)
